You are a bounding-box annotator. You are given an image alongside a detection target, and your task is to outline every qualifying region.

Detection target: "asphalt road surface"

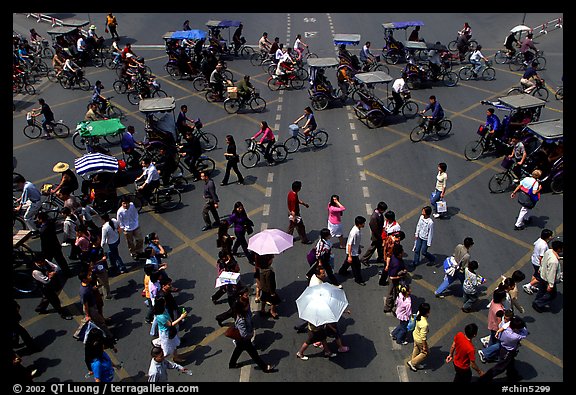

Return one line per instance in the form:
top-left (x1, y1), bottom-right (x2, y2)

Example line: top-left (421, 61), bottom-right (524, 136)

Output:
top-left (12, 12), bottom-right (563, 384)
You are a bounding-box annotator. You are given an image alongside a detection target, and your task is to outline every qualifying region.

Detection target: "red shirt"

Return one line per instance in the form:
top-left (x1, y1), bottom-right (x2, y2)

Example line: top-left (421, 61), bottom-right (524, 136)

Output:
top-left (452, 332), bottom-right (476, 369)
top-left (287, 190), bottom-right (299, 215)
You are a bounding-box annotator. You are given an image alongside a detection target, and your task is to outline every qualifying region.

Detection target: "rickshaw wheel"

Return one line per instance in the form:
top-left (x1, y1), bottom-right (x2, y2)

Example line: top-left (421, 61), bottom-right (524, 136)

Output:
top-left (311, 95), bottom-right (329, 111)
top-left (366, 111), bottom-right (385, 129)
top-left (166, 64), bottom-right (181, 80)
top-left (550, 174), bottom-right (563, 194)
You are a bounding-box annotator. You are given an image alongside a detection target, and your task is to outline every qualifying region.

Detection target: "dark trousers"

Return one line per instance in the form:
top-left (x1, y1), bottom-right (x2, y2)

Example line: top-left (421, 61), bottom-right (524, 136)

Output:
top-left (44, 248), bottom-right (70, 276)
top-left (287, 218), bottom-right (309, 243)
top-left (478, 348), bottom-right (520, 382)
top-left (384, 279), bottom-right (401, 312)
top-left (453, 365), bottom-right (472, 382)
top-left (229, 338), bottom-right (268, 370)
top-left (338, 255), bottom-right (364, 283)
top-left (36, 284), bottom-right (64, 313)
top-left (202, 199), bottom-right (220, 226)
top-left (222, 159), bottom-right (244, 184)
top-left (392, 91), bottom-right (403, 113)
top-left (13, 324), bottom-right (36, 349)
top-left (361, 236), bottom-right (383, 263)
top-left (184, 155), bottom-right (200, 178)
top-left (108, 25), bottom-right (119, 39)
top-left (233, 229), bottom-right (254, 263)
top-left (212, 287), bottom-right (227, 302)
top-left (263, 140), bottom-right (275, 164)
top-left (533, 279), bottom-right (557, 310)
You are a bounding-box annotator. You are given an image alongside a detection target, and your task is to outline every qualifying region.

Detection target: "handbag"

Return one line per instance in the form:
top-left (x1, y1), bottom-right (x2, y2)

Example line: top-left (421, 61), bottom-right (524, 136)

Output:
top-left (436, 199), bottom-right (447, 213)
top-left (443, 256), bottom-right (458, 276)
top-left (225, 326), bottom-right (242, 341)
top-left (517, 190), bottom-right (536, 209)
top-left (244, 218), bottom-right (254, 235)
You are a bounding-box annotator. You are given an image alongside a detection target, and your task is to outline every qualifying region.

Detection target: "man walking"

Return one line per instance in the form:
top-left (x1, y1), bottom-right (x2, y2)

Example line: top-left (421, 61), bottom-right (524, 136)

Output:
top-left (36, 212), bottom-right (71, 277)
top-left (286, 181), bottom-right (311, 244)
top-left (412, 206), bottom-right (435, 268)
top-left (434, 237), bottom-right (474, 298)
top-left (338, 216), bottom-right (367, 286)
top-left (31, 254), bottom-right (73, 320)
top-left (532, 240), bottom-right (563, 313)
top-left (361, 201), bottom-right (387, 267)
top-left (201, 172), bottom-right (220, 231)
top-left (445, 323), bottom-right (483, 382)
top-left (523, 229), bottom-right (553, 295)
top-left (117, 195), bottom-right (144, 260)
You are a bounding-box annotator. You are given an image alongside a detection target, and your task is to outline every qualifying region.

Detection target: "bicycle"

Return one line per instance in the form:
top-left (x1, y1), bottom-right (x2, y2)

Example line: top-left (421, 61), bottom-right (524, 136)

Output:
top-left (555, 86), bottom-right (563, 101)
top-left (506, 78), bottom-right (549, 101)
top-left (267, 72), bottom-right (305, 91)
top-left (458, 60), bottom-right (496, 81)
top-left (13, 230), bottom-right (38, 294)
top-left (241, 138), bottom-right (288, 168)
top-left (385, 91), bottom-right (419, 118)
top-left (13, 72), bottom-right (36, 95)
top-left (127, 77), bottom-right (167, 106)
top-left (100, 96), bottom-right (124, 119)
top-left (283, 124), bottom-right (329, 153)
top-left (60, 70), bottom-right (91, 90)
top-left (180, 119), bottom-right (218, 152)
top-left (72, 130), bottom-right (120, 152)
top-left (464, 125), bottom-right (510, 161)
top-left (250, 50), bottom-right (275, 67)
top-left (13, 198), bottom-right (27, 236)
top-left (177, 153), bottom-right (216, 178)
top-left (508, 51), bottom-right (546, 72)
top-left (24, 112), bottom-right (70, 139)
top-left (224, 89), bottom-right (267, 114)
top-left (125, 182), bottom-right (182, 212)
top-left (447, 36), bottom-right (478, 53)
top-left (360, 55), bottom-right (391, 74)
top-left (488, 158), bottom-right (531, 193)
top-left (410, 114), bottom-right (453, 142)
top-left (493, 47), bottom-right (519, 64)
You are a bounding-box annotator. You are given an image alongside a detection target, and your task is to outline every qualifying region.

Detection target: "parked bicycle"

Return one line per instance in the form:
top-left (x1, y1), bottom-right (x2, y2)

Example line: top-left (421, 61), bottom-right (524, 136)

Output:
top-left (241, 138), bottom-right (288, 168)
top-left (24, 112), bottom-right (70, 139)
top-left (410, 114), bottom-right (452, 142)
top-left (458, 60), bottom-right (495, 81)
top-left (124, 182), bottom-right (182, 212)
top-left (283, 124), bottom-right (329, 153)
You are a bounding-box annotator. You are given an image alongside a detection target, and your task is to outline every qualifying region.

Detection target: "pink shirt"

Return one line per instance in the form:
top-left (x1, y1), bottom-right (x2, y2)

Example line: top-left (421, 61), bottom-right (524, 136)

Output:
top-left (487, 301), bottom-right (504, 331)
top-left (252, 127), bottom-right (275, 143)
top-left (395, 293), bottom-right (412, 322)
top-left (328, 204), bottom-right (346, 224)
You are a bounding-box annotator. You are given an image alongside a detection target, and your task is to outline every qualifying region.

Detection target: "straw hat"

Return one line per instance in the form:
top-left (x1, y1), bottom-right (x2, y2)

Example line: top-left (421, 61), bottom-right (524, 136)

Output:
top-left (90, 25), bottom-right (97, 30)
top-left (53, 162), bottom-right (69, 172)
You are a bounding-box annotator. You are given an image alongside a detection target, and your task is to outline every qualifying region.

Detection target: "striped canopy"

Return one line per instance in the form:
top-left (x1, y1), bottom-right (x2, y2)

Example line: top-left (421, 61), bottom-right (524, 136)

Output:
top-left (74, 153), bottom-right (119, 176)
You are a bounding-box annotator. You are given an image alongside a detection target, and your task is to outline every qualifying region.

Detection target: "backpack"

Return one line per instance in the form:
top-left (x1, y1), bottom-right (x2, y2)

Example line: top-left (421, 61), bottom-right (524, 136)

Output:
top-left (406, 314), bottom-right (417, 332)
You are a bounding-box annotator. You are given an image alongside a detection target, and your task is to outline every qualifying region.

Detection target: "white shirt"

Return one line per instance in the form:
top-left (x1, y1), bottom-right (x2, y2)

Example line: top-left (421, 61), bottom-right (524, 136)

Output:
top-left (101, 218), bottom-right (120, 247)
top-left (383, 220), bottom-right (401, 235)
top-left (415, 215), bottom-right (434, 246)
top-left (117, 203), bottom-right (139, 231)
top-left (77, 37), bottom-right (86, 52)
top-left (275, 48), bottom-right (284, 60)
top-left (346, 226), bottom-right (362, 256)
top-left (63, 58), bottom-right (77, 72)
top-left (392, 78), bottom-right (407, 93)
top-left (308, 274), bottom-right (324, 287)
top-left (294, 38), bottom-right (305, 51)
top-left (142, 163), bottom-right (160, 184)
top-left (470, 49), bottom-right (484, 62)
top-left (428, 49), bottom-right (441, 65)
top-left (531, 238), bottom-right (549, 267)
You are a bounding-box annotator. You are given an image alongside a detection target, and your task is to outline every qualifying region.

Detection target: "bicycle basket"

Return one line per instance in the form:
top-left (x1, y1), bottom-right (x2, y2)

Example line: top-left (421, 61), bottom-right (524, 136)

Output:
top-left (253, 89), bottom-right (260, 98)
top-left (501, 157), bottom-right (514, 170)
top-left (477, 125), bottom-right (488, 137)
top-left (194, 120), bottom-right (203, 129)
top-left (289, 124), bottom-right (299, 137)
top-left (227, 86), bottom-right (238, 99)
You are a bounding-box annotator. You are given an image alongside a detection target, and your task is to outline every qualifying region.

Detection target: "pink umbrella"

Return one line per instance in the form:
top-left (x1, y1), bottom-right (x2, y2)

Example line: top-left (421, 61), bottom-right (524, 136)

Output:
top-left (247, 228), bottom-right (294, 255)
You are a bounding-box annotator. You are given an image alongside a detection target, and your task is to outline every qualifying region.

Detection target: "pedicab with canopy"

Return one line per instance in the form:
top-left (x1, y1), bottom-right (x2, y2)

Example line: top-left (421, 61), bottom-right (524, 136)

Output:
top-left (352, 71), bottom-right (395, 128)
top-left (307, 57), bottom-right (344, 110)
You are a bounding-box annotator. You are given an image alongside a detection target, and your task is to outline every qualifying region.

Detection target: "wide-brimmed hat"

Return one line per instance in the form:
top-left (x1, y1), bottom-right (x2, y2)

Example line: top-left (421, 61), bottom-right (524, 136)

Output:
top-left (53, 162), bottom-right (69, 172)
top-left (90, 25), bottom-right (96, 30)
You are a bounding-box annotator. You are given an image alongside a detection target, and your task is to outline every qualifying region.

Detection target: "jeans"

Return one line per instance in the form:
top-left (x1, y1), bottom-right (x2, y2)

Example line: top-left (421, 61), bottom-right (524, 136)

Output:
top-left (413, 237), bottom-right (435, 267)
top-left (23, 200), bottom-right (42, 231)
top-left (107, 238), bottom-right (126, 271)
top-left (471, 59), bottom-right (482, 75)
top-left (462, 291), bottom-right (479, 310)
top-left (533, 278), bottom-right (557, 309)
top-left (391, 320), bottom-right (409, 343)
top-left (483, 339), bottom-right (501, 361)
top-left (435, 271), bottom-right (464, 296)
top-left (430, 189), bottom-right (442, 215)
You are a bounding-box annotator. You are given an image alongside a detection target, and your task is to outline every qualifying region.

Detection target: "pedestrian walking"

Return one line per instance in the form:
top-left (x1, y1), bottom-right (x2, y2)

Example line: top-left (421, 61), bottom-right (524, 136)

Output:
top-left (228, 298), bottom-right (276, 372)
top-left (13, 174), bottom-right (42, 232)
top-left (412, 206), bottom-right (435, 268)
top-left (148, 346), bottom-right (190, 382)
top-left (212, 251), bottom-right (240, 304)
top-left (228, 201), bottom-right (255, 264)
top-left (286, 180), bottom-right (311, 244)
top-left (383, 243), bottom-right (409, 313)
top-left (89, 337), bottom-right (115, 383)
top-left (153, 296), bottom-right (187, 363)
top-left (105, 13), bottom-right (119, 40)
top-left (435, 237), bottom-right (474, 297)
top-left (407, 302), bottom-right (431, 372)
top-left (100, 213), bottom-right (127, 274)
top-left (532, 240), bottom-right (563, 313)
top-left (258, 254), bottom-right (280, 319)
top-left (36, 212), bottom-right (71, 277)
top-left (430, 162), bottom-right (448, 218)
top-left (494, 277), bottom-right (517, 311)
top-left (221, 135), bottom-right (244, 185)
top-left (510, 169), bottom-right (542, 231)
top-left (327, 194), bottom-right (346, 249)
top-left (523, 229), bottom-right (553, 295)
top-left (11, 300), bottom-right (38, 352)
top-left (338, 216), bottom-right (367, 286)
top-left (478, 309), bottom-right (513, 363)
top-left (201, 171), bottom-right (220, 231)
top-left (216, 219), bottom-right (235, 257)
top-left (379, 230), bottom-right (405, 286)
top-left (445, 323), bottom-right (484, 382)
top-left (361, 201), bottom-right (387, 266)
top-left (88, 236), bottom-right (112, 300)
top-left (462, 261), bottom-right (486, 312)
top-left (306, 228), bottom-right (341, 287)
top-left (73, 270), bottom-right (114, 340)
top-left (390, 283), bottom-right (412, 345)
top-left (116, 195), bottom-right (144, 260)
top-left (216, 285), bottom-right (249, 327)
top-left (61, 207), bottom-right (81, 260)
top-left (485, 290), bottom-right (506, 347)
top-left (296, 321), bottom-right (338, 360)
top-left (31, 254), bottom-right (73, 320)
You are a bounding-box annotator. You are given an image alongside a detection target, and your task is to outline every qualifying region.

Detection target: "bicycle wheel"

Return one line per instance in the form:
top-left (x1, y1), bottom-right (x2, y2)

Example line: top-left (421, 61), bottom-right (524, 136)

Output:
top-left (205, 90), bottom-right (218, 103)
top-left (488, 172), bottom-right (512, 193)
top-left (106, 104), bottom-right (123, 119)
top-left (224, 98), bottom-right (240, 114)
top-left (436, 119), bottom-right (452, 137)
top-left (13, 270), bottom-right (37, 294)
top-left (366, 111), bottom-right (385, 129)
top-left (13, 244), bottom-right (36, 269)
top-left (493, 50), bottom-right (507, 64)
top-left (534, 56), bottom-right (546, 71)
top-left (42, 47), bottom-right (54, 58)
top-left (271, 145), bottom-right (288, 163)
top-left (104, 132), bottom-right (123, 146)
top-left (222, 69), bottom-right (234, 82)
top-left (198, 132), bottom-right (218, 152)
top-left (306, 52), bottom-right (318, 59)
top-left (507, 88), bottom-right (523, 96)
top-left (267, 77), bottom-right (281, 91)
top-left (482, 67), bottom-right (496, 81)
top-left (509, 55), bottom-right (525, 72)
top-left (105, 57), bottom-right (120, 70)
top-left (464, 140), bottom-right (485, 160)
top-left (458, 67), bottom-right (474, 81)
top-left (250, 97), bottom-right (267, 113)
top-left (153, 89), bottom-right (168, 98)
top-left (401, 101), bottom-right (419, 118)
top-left (41, 201), bottom-right (61, 222)
top-left (289, 78), bottom-right (305, 90)
top-left (192, 76), bottom-right (208, 91)
top-left (372, 63), bottom-right (390, 74)
top-left (266, 63), bottom-right (276, 76)
top-left (284, 136), bottom-right (300, 153)
top-left (311, 95), bottom-right (329, 111)
top-left (241, 46), bottom-right (255, 57)
top-left (52, 122), bottom-right (70, 138)
top-left (384, 51), bottom-right (401, 65)
top-left (533, 88), bottom-right (549, 101)
top-left (156, 187), bottom-right (181, 211)
top-left (72, 133), bottom-right (87, 150)
top-left (442, 71), bottom-right (460, 86)
top-left (295, 67), bottom-right (308, 81)
top-left (241, 151), bottom-right (259, 168)
top-left (410, 126), bottom-right (426, 142)
top-left (46, 69), bottom-right (59, 83)
top-left (555, 87), bottom-right (563, 101)
top-left (113, 80), bottom-right (128, 94)
top-left (127, 91), bottom-right (141, 105)
top-left (79, 77), bottom-right (91, 91)
top-left (447, 40), bottom-right (458, 52)
top-left (312, 130), bottom-right (329, 148)
top-left (250, 52), bottom-right (264, 66)
top-left (165, 63), bottom-right (181, 80)
top-left (23, 124), bottom-right (42, 139)
top-left (550, 174), bottom-right (563, 194)
top-left (24, 84), bottom-right (36, 95)
top-left (13, 216), bottom-right (26, 235)
top-left (196, 157), bottom-right (215, 176)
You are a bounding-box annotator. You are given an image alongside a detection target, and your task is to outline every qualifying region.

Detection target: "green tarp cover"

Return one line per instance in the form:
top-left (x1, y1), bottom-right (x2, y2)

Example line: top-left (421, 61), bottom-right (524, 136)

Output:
top-left (76, 119), bottom-right (126, 137)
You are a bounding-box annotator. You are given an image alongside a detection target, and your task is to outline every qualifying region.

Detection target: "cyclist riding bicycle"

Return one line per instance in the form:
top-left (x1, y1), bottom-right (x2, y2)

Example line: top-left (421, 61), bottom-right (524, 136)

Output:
top-left (135, 157), bottom-right (161, 203)
top-left (91, 80), bottom-right (108, 113)
top-left (258, 32), bottom-right (273, 54)
top-left (391, 72), bottom-right (410, 115)
top-left (62, 55), bottom-right (82, 84)
top-left (178, 129), bottom-right (203, 181)
top-left (31, 98), bottom-right (55, 139)
top-left (236, 75), bottom-right (255, 103)
top-left (121, 125), bottom-right (143, 168)
top-left (427, 42), bottom-right (443, 79)
top-left (469, 45), bottom-right (489, 77)
top-left (520, 33), bottom-right (537, 64)
top-left (293, 34), bottom-right (308, 61)
top-left (275, 48), bottom-right (295, 83)
top-left (504, 31), bottom-right (520, 57)
top-left (359, 41), bottom-right (376, 71)
top-left (209, 61), bottom-right (230, 101)
top-left (293, 106), bottom-right (317, 144)
top-left (420, 95), bottom-right (445, 132)
top-left (520, 62), bottom-right (544, 94)
top-left (52, 50), bottom-right (65, 78)
top-left (483, 108), bottom-right (502, 147)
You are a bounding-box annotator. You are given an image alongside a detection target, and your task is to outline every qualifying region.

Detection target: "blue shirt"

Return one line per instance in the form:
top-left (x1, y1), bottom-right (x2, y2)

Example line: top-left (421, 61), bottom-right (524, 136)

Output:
top-left (499, 327), bottom-right (528, 351)
top-left (485, 113), bottom-right (501, 131)
top-left (92, 85), bottom-right (103, 102)
top-left (21, 181), bottom-right (41, 203)
top-left (121, 131), bottom-right (136, 151)
top-left (91, 352), bottom-right (115, 382)
top-left (522, 67), bottom-right (537, 79)
top-left (306, 113), bottom-right (317, 129)
top-left (425, 101), bottom-right (444, 120)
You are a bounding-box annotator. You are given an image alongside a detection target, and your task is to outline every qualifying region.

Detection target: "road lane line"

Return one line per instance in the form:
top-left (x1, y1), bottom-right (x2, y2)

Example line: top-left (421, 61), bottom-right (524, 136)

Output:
top-left (397, 365), bottom-right (409, 382)
top-left (362, 186), bottom-right (370, 198)
top-left (366, 203), bottom-right (372, 215)
top-left (356, 157), bottom-right (363, 166)
top-left (267, 172), bottom-right (274, 183)
top-left (263, 204), bottom-right (270, 216)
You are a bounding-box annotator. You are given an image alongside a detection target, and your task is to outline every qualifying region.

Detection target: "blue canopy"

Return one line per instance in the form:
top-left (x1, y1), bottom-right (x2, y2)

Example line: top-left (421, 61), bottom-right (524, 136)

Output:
top-left (382, 21), bottom-right (424, 30)
top-left (206, 20), bottom-right (241, 28)
top-left (333, 34), bottom-right (361, 45)
top-left (171, 30), bottom-right (207, 40)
